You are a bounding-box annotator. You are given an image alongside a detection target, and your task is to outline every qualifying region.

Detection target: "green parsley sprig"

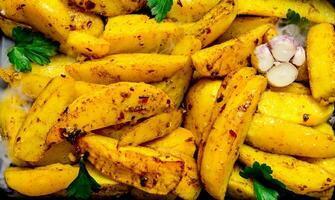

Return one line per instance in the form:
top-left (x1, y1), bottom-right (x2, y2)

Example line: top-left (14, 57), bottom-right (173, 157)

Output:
top-left (67, 158), bottom-right (101, 200)
top-left (7, 27), bottom-right (59, 72)
top-left (281, 9), bottom-right (310, 30)
top-left (147, 0), bottom-right (173, 22)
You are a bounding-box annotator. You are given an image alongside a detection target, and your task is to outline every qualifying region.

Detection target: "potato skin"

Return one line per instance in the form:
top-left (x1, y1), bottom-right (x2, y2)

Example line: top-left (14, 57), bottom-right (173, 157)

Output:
top-left (307, 23), bottom-right (335, 104)
top-left (200, 76), bottom-right (267, 200)
top-left (14, 76), bottom-right (75, 162)
top-left (184, 79), bottom-right (222, 144)
top-left (237, 0), bottom-right (335, 24)
top-left (78, 135), bottom-right (184, 195)
top-left (258, 91), bottom-right (334, 126)
top-left (246, 114), bottom-right (335, 158)
top-left (239, 145), bottom-right (335, 194)
top-left (66, 54), bottom-right (189, 84)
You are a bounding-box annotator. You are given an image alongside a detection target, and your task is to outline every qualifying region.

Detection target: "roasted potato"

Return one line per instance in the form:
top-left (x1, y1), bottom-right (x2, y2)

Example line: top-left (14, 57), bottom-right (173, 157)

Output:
top-left (47, 82), bottom-right (173, 145)
top-left (66, 54), bottom-right (189, 84)
top-left (314, 123), bottom-right (335, 136)
top-left (192, 24), bottom-right (275, 77)
top-left (269, 82), bottom-right (311, 95)
top-left (246, 114), bottom-right (335, 158)
top-left (227, 165), bottom-right (255, 200)
top-left (237, 0), bottom-right (335, 24)
top-left (258, 91), bottom-right (334, 126)
top-left (184, 79), bottom-right (222, 144)
top-left (306, 157), bottom-right (335, 177)
top-left (78, 135), bottom-right (184, 195)
top-left (200, 76), bottom-right (267, 199)
top-left (239, 145), bottom-right (335, 194)
top-left (307, 23), bottom-right (335, 104)
top-left (14, 76), bottom-right (75, 162)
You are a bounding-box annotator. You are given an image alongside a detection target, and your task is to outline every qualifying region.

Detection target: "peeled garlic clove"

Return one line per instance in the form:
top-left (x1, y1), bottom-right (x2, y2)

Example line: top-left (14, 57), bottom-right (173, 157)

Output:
top-left (266, 62), bottom-right (298, 87)
top-left (252, 44), bottom-right (274, 73)
top-left (292, 46), bottom-right (306, 66)
top-left (269, 35), bottom-right (297, 62)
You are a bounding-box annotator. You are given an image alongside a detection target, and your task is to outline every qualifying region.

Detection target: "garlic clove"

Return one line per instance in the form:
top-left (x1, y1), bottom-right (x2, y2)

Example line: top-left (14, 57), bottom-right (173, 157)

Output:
top-left (292, 46), bottom-right (306, 66)
top-left (252, 44), bottom-right (274, 73)
top-left (266, 62), bottom-right (298, 87)
top-left (269, 35), bottom-right (297, 62)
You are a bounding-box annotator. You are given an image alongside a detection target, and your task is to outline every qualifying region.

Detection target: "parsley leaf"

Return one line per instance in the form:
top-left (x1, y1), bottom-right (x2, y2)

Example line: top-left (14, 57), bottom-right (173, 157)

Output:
top-left (240, 162), bottom-right (287, 200)
top-left (281, 9), bottom-right (310, 30)
top-left (7, 27), bottom-right (59, 72)
top-left (147, 0), bottom-right (173, 22)
top-left (67, 158), bottom-right (101, 200)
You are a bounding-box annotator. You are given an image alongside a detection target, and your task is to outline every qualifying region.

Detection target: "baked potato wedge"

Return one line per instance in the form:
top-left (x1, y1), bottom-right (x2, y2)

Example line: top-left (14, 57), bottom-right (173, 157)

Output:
top-left (227, 165), bottom-right (255, 200)
top-left (270, 82), bottom-right (311, 95)
top-left (200, 76), bottom-right (267, 199)
top-left (14, 76), bottom-right (75, 162)
top-left (305, 157), bottom-right (335, 177)
top-left (78, 135), bottom-right (184, 195)
top-left (192, 24), bottom-right (275, 77)
top-left (314, 123), bottom-right (335, 136)
top-left (102, 15), bottom-right (183, 54)
top-left (47, 82), bottom-right (173, 145)
top-left (246, 114), bottom-right (335, 158)
top-left (66, 54), bottom-right (189, 84)
top-left (184, 79), bottom-right (222, 144)
top-left (258, 91), bottom-right (334, 126)
top-left (237, 0), bottom-right (335, 24)
top-left (239, 145), bottom-right (335, 194)
top-left (307, 23), bottom-right (335, 104)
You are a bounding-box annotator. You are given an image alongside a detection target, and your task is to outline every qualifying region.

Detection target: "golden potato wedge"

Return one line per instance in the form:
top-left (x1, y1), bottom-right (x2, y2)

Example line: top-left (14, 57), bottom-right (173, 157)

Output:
top-left (192, 24), bottom-right (275, 77)
top-left (227, 165), bottom-right (255, 200)
top-left (78, 135), bottom-right (184, 195)
top-left (145, 128), bottom-right (196, 158)
top-left (314, 123), bottom-right (335, 136)
top-left (182, 0), bottom-right (237, 47)
top-left (200, 76), bottom-right (267, 199)
top-left (47, 82), bottom-right (173, 145)
top-left (307, 23), bottom-right (335, 104)
top-left (102, 15), bottom-right (183, 54)
top-left (237, 0), bottom-right (335, 24)
top-left (30, 55), bottom-right (74, 77)
top-left (167, 0), bottom-right (220, 22)
top-left (66, 54), bottom-right (189, 84)
top-left (239, 145), bottom-right (335, 194)
top-left (246, 114), bottom-right (335, 158)
top-left (72, 0), bottom-right (146, 17)
top-left (14, 76), bottom-right (75, 162)
top-left (218, 16), bottom-right (279, 42)
top-left (4, 163), bottom-right (128, 197)
top-left (184, 79), bottom-right (222, 144)
top-left (258, 91), bottom-right (334, 126)
top-left (270, 82), bottom-right (311, 95)
top-left (171, 35), bottom-right (202, 56)
top-left (96, 110), bottom-right (182, 147)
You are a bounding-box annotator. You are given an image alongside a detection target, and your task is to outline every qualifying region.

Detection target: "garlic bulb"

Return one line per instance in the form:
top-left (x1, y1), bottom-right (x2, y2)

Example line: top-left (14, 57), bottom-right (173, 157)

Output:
top-left (292, 46), bottom-right (306, 66)
top-left (266, 63), bottom-right (298, 87)
top-left (252, 44), bottom-right (274, 73)
top-left (269, 35), bottom-right (297, 62)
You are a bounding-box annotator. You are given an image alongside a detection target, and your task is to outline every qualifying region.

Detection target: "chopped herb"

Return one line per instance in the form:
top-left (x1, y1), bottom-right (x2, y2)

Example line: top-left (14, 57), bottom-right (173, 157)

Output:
top-left (67, 158), bottom-right (101, 200)
top-left (281, 9), bottom-right (310, 30)
top-left (147, 0), bottom-right (173, 22)
top-left (7, 27), bottom-right (59, 72)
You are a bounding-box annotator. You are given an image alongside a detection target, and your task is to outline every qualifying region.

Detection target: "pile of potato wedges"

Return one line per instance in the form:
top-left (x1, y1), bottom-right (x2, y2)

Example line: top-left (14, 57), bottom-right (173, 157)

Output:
top-left (0, 0), bottom-right (335, 199)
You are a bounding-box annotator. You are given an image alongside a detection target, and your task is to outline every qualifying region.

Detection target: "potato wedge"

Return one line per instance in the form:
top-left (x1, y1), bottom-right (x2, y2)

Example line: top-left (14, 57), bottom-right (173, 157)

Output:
top-left (78, 135), bottom-right (184, 195)
top-left (239, 145), bottom-right (335, 194)
top-left (145, 128), bottom-right (196, 159)
top-left (167, 0), bottom-right (220, 22)
top-left (96, 110), bottom-right (182, 147)
top-left (102, 15), bottom-right (183, 54)
top-left (306, 157), bottom-right (335, 177)
top-left (0, 15), bottom-right (30, 38)
top-left (237, 0), bottom-right (335, 24)
top-left (192, 24), bottom-right (275, 77)
top-left (314, 123), bottom-right (335, 136)
top-left (4, 163), bottom-right (128, 197)
top-left (72, 0), bottom-right (146, 17)
top-left (66, 54), bottom-right (189, 84)
top-left (184, 79), bottom-right (222, 144)
top-left (258, 91), bottom-right (334, 126)
top-left (15, 76), bottom-right (75, 162)
top-left (183, 0), bottom-right (237, 47)
top-left (200, 76), bottom-right (267, 199)
top-left (270, 82), bottom-right (311, 95)
top-left (47, 82), bottom-right (173, 145)
top-left (307, 23), bottom-right (335, 104)
top-left (246, 114), bottom-right (335, 158)
top-left (217, 16), bottom-right (279, 42)
top-left (227, 165), bottom-right (255, 200)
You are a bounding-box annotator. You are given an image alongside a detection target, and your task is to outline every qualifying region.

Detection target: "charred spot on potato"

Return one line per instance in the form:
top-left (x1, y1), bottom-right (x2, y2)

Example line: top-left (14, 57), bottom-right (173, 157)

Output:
top-left (303, 114), bottom-right (310, 122)
top-left (139, 175), bottom-right (149, 187)
top-left (85, 0), bottom-right (96, 9)
top-left (118, 112), bottom-right (125, 121)
top-left (63, 128), bottom-right (84, 144)
top-left (229, 130), bottom-right (237, 138)
top-left (138, 96), bottom-right (149, 104)
top-left (216, 95), bottom-right (224, 103)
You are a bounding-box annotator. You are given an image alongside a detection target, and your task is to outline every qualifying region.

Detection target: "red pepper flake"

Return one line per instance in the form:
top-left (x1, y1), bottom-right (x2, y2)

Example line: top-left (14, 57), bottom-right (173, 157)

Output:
top-left (229, 130), bottom-right (237, 138)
